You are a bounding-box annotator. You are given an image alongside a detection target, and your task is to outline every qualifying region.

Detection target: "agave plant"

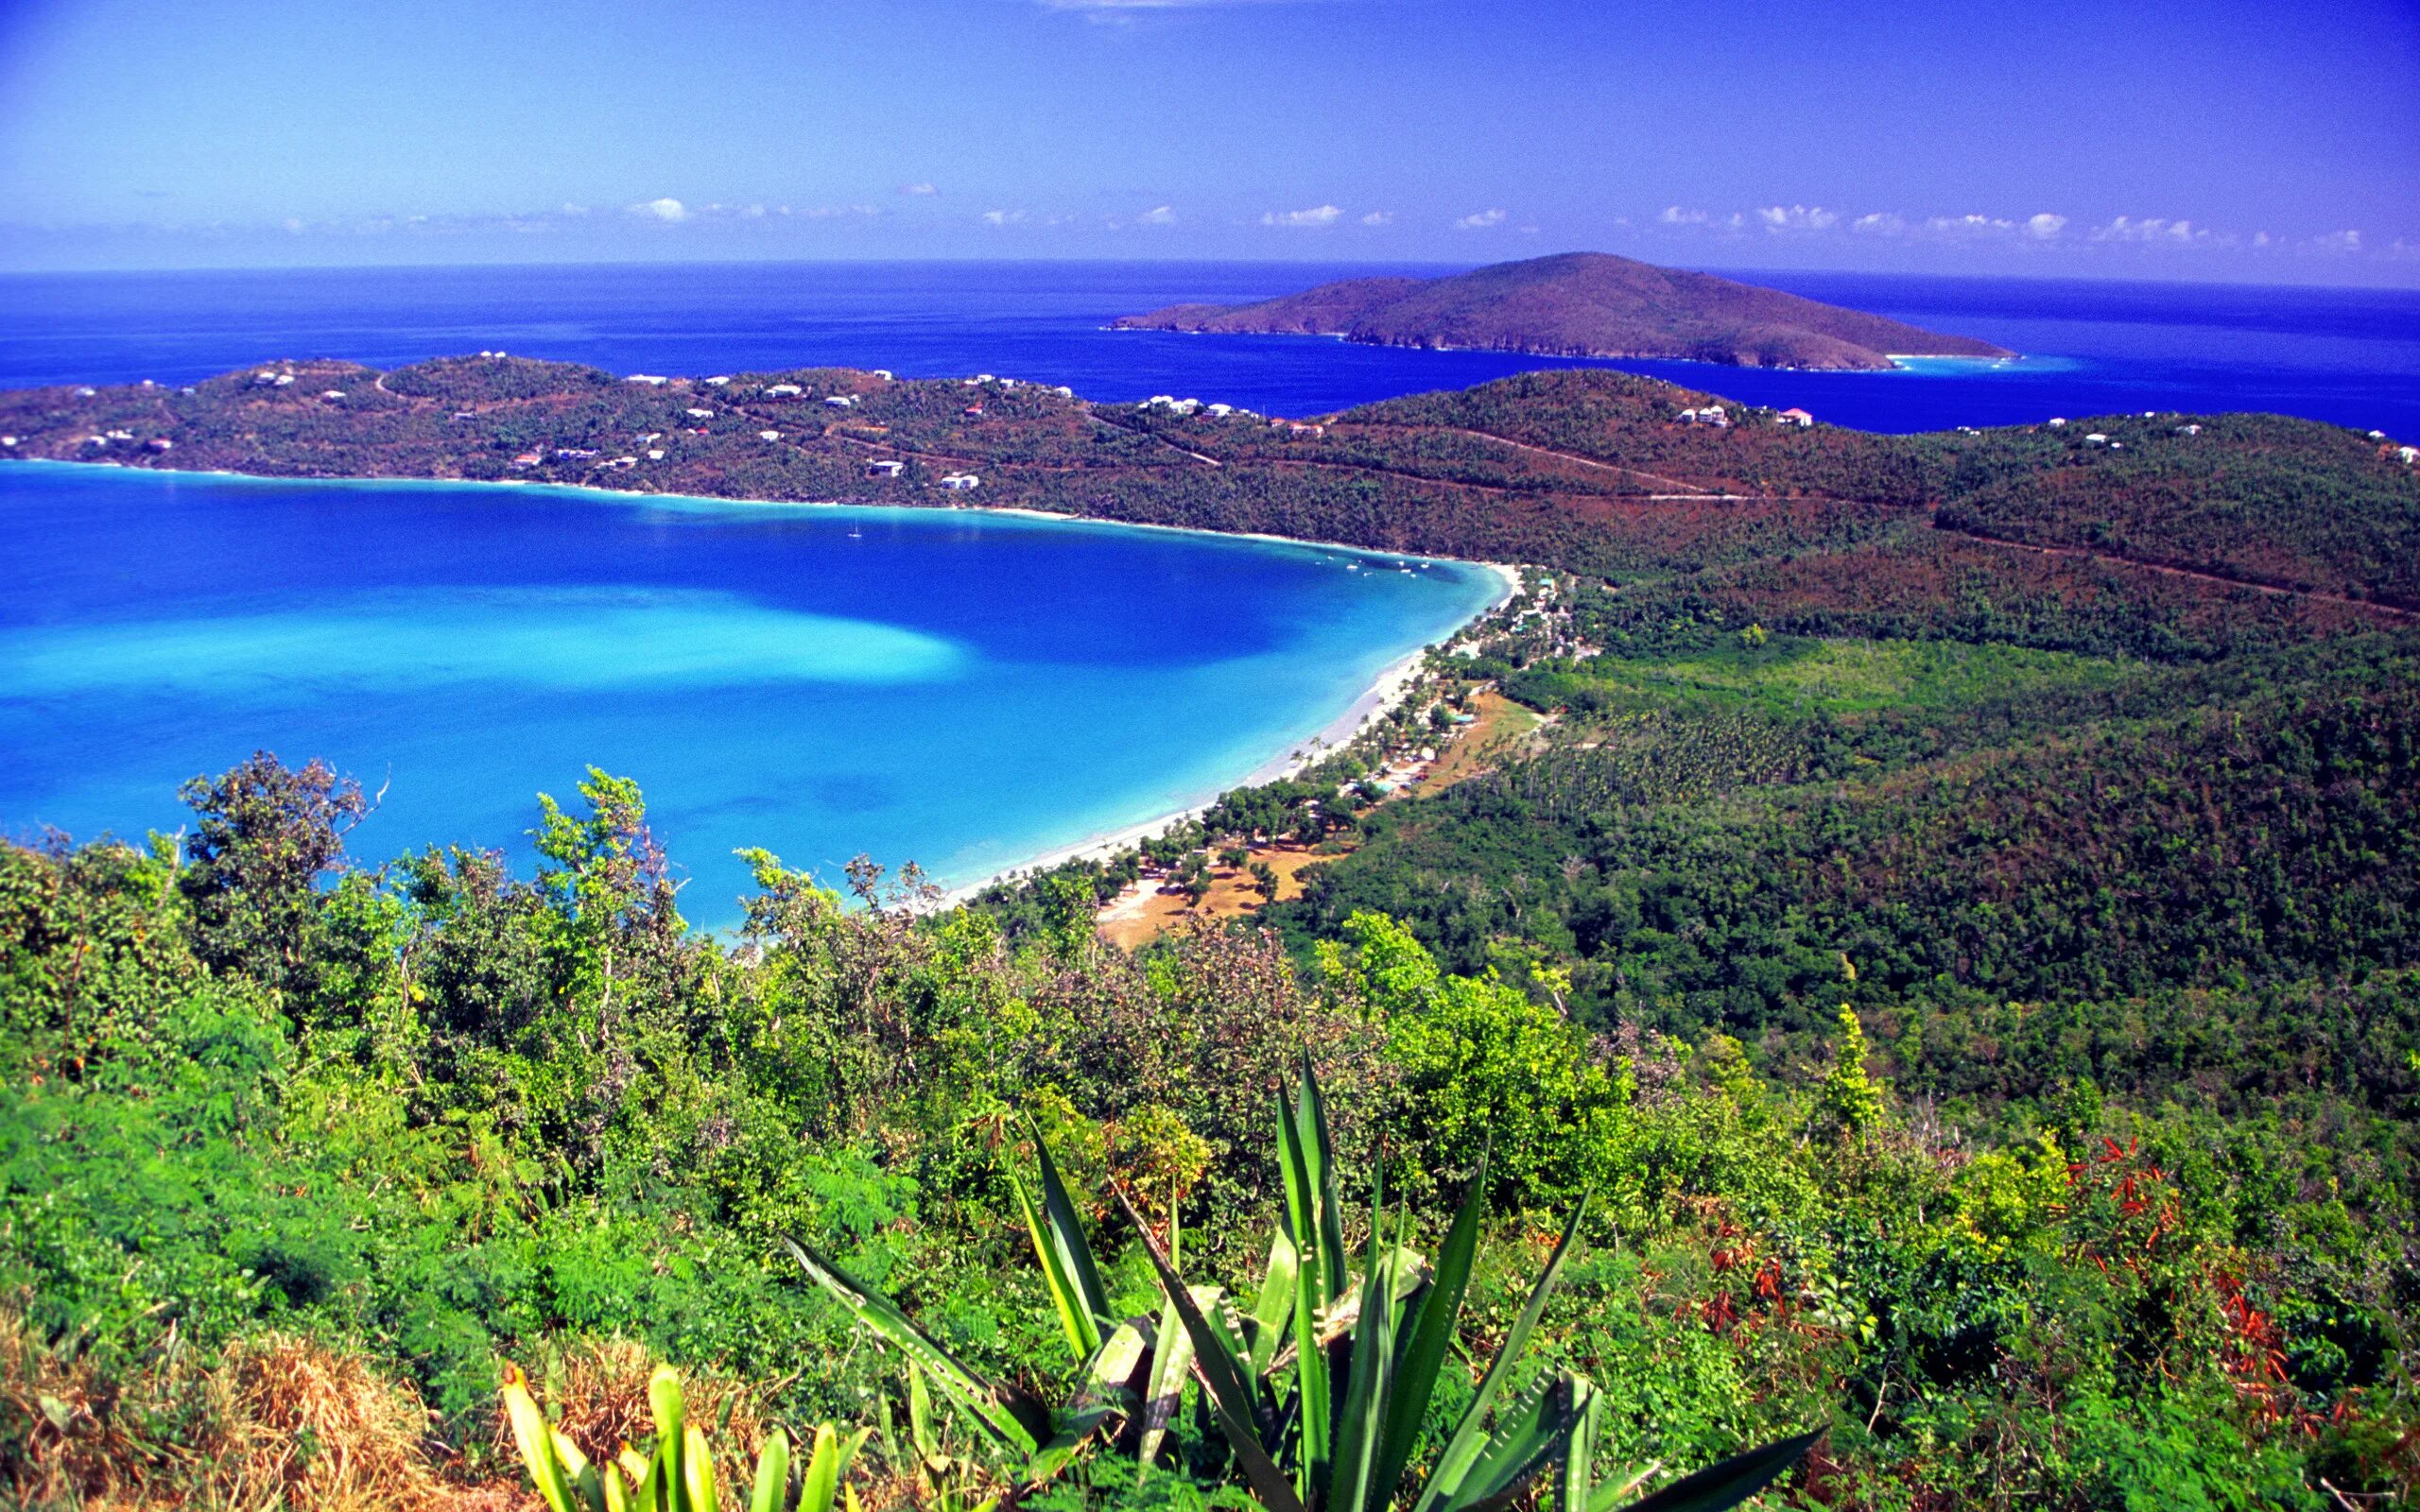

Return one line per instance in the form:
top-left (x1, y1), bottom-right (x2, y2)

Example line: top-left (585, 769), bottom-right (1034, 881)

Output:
top-left (503, 1360), bottom-right (868, 1512)
top-left (787, 1060), bottom-right (1815, 1511)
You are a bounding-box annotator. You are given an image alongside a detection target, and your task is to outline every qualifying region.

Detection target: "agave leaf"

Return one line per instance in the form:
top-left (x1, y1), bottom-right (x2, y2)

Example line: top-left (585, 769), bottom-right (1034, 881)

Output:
top-left (1584, 1463), bottom-right (1662, 1512)
top-left (1409, 1194), bottom-right (1591, 1512)
top-left (1113, 1185), bottom-right (1307, 1512)
top-left (1295, 1057), bottom-right (1349, 1303)
top-left (1368, 1154), bottom-right (1489, 1508)
top-left (799, 1424), bottom-right (851, 1512)
top-left (1555, 1376), bottom-right (1602, 1512)
top-left (1247, 1228), bottom-right (1299, 1376)
top-left (1616, 1432), bottom-right (1819, 1512)
top-left (751, 1427), bottom-right (792, 1512)
top-left (1012, 1121), bottom-right (1114, 1365)
top-left (502, 1366), bottom-right (579, 1512)
top-left (552, 1427), bottom-right (605, 1512)
top-left (1274, 1087), bottom-right (1330, 1496)
top-left (1068, 1319), bottom-right (1151, 1426)
top-left (683, 1423), bottom-right (717, 1512)
top-left (1439, 1370), bottom-right (1563, 1512)
top-left (784, 1237), bottom-right (1048, 1457)
top-left (1028, 1402), bottom-right (1124, 1485)
top-left (617, 1449), bottom-right (659, 1512)
top-left (651, 1367), bottom-right (686, 1506)
top-left (1326, 1174), bottom-right (1399, 1512)
top-left (908, 1366), bottom-right (938, 1461)
top-left (1139, 1286), bottom-right (1219, 1481)
top-left (604, 1464), bottom-right (631, 1512)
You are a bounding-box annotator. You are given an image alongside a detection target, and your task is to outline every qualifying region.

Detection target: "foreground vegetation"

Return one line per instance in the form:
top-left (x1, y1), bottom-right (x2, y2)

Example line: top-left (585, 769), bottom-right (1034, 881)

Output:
top-left (5, 731), bottom-right (2414, 1506)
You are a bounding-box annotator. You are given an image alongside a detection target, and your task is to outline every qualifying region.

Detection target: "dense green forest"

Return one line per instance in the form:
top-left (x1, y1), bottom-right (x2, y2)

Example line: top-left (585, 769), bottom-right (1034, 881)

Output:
top-left (5, 357), bottom-right (2419, 1508)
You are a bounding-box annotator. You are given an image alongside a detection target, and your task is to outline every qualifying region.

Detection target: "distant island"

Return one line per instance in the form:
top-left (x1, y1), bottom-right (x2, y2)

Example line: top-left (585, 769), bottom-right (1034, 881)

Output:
top-left (1112, 251), bottom-right (2012, 370)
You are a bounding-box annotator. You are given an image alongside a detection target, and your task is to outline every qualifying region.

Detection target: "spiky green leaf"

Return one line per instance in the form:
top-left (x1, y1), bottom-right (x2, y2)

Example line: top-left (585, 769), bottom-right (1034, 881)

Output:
top-left (1368, 1153), bottom-right (1489, 1507)
top-left (1615, 1432), bottom-right (1818, 1512)
top-left (1011, 1122), bottom-right (1113, 1365)
top-left (783, 1237), bottom-right (1048, 1457)
top-left (1410, 1194), bottom-right (1590, 1512)
top-left (1114, 1185), bottom-right (1306, 1512)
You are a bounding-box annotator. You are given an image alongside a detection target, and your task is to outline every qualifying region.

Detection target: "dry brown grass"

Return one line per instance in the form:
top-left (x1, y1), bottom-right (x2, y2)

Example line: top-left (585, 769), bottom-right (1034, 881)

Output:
top-left (1, 1311), bottom-right (814, 1512)
top-left (0, 1303), bottom-right (522, 1511)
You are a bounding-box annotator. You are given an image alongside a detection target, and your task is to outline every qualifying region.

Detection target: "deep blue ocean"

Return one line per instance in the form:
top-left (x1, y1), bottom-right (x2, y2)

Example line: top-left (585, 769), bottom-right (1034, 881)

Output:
top-left (0, 261), bottom-right (2414, 437)
top-left (2, 261), bottom-right (2412, 921)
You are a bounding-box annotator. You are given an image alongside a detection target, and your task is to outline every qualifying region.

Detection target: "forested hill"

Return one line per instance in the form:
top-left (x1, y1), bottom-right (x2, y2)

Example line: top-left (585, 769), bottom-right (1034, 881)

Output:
top-left (4, 357), bottom-right (2415, 618)
top-left (1110, 252), bottom-right (2012, 369)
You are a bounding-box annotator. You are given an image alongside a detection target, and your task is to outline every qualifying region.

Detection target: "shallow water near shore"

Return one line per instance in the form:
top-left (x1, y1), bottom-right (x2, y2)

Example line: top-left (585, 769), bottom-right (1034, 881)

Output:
top-left (0, 463), bottom-right (1500, 923)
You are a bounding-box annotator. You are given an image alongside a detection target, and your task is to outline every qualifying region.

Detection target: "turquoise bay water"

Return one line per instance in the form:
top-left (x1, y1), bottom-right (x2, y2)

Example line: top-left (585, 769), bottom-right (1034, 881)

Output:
top-left (0, 463), bottom-right (1500, 923)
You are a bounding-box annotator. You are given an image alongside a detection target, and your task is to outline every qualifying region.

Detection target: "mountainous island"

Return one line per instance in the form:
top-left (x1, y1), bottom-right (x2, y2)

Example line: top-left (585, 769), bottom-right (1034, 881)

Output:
top-left (1112, 251), bottom-right (2013, 369)
top-left (7, 356), bottom-right (2420, 1503)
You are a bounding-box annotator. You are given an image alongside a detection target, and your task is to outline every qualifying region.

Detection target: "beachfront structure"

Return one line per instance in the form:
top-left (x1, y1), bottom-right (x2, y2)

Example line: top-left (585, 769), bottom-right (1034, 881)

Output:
top-left (2177, 423), bottom-right (2203, 436)
top-left (764, 384), bottom-right (803, 397)
top-left (939, 472), bottom-right (980, 490)
top-left (1778, 407), bottom-right (1814, 427)
top-left (825, 395), bottom-right (858, 408)
top-left (759, 430), bottom-right (782, 441)
top-left (512, 452), bottom-right (542, 467)
top-left (2048, 417), bottom-right (2067, 427)
top-left (685, 407), bottom-right (714, 419)
top-left (705, 376), bottom-right (731, 387)
top-left (2402, 446), bottom-right (2419, 465)
top-left (873, 369), bottom-right (893, 380)
top-left (627, 374), bottom-right (670, 387)
top-left (2085, 433), bottom-right (2109, 444)
top-left (866, 459), bottom-right (906, 478)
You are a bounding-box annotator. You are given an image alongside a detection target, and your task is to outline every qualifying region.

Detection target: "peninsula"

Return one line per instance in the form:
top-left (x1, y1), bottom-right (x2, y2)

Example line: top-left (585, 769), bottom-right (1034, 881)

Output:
top-left (1112, 251), bottom-right (2012, 369)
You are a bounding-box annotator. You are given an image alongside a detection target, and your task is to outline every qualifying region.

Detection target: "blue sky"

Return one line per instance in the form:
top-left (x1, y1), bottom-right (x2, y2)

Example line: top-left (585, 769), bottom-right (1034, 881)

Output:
top-left (1, 0), bottom-right (2413, 281)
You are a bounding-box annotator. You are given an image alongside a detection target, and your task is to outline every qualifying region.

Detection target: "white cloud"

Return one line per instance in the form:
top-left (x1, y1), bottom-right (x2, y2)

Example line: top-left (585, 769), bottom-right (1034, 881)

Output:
top-left (631, 198), bottom-right (689, 223)
top-left (1756, 204), bottom-right (1840, 232)
top-left (2312, 229), bottom-right (2362, 254)
top-left (1926, 213), bottom-right (2017, 238)
top-left (1851, 212), bottom-right (1907, 236)
top-left (982, 209), bottom-right (1027, 226)
top-left (2091, 215), bottom-right (2205, 244)
top-left (561, 202), bottom-right (591, 217)
top-left (1136, 204), bottom-right (1177, 226)
top-left (1659, 205), bottom-right (1708, 226)
top-left (1262, 204), bottom-right (1342, 228)
top-left (1360, 210), bottom-right (1392, 225)
top-left (1455, 207), bottom-right (1507, 231)
top-left (2025, 213), bottom-right (2066, 240)
top-left (898, 182), bottom-right (937, 197)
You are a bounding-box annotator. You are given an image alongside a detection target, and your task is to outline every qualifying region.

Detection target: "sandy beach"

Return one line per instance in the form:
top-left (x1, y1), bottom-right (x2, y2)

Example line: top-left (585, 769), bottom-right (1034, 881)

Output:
top-left (938, 558), bottom-right (1519, 903)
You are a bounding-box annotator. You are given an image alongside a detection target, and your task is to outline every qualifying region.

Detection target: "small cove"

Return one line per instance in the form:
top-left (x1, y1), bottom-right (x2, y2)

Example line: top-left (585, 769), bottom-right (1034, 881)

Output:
top-left (0, 462), bottom-right (1504, 924)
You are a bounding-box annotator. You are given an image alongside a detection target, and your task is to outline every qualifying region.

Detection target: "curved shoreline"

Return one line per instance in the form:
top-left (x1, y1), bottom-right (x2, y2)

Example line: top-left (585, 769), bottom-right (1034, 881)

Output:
top-left (5, 455), bottom-right (1522, 911)
top-left (939, 559), bottom-right (1520, 905)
